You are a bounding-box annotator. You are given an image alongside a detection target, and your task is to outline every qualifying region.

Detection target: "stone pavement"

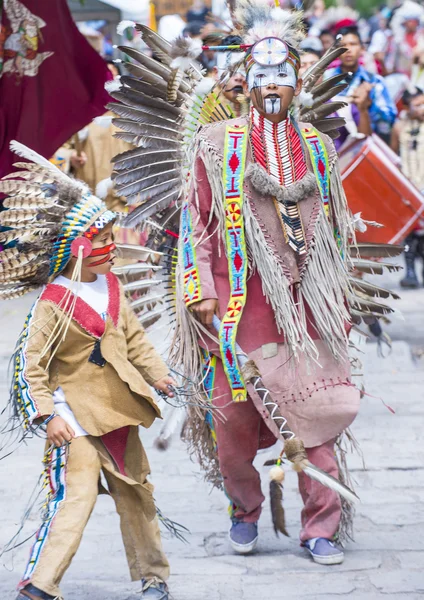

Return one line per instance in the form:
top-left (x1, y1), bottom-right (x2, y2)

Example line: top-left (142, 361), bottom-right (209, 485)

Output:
top-left (0, 277), bottom-right (423, 600)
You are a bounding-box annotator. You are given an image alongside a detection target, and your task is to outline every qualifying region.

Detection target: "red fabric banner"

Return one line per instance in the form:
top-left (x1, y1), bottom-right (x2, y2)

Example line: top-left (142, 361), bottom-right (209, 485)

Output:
top-left (0, 0), bottom-right (112, 178)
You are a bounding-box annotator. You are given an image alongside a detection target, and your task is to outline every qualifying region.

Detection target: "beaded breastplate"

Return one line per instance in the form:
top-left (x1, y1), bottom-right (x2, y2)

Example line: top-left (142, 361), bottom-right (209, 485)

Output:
top-left (249, 107), bottom-right (309, 254)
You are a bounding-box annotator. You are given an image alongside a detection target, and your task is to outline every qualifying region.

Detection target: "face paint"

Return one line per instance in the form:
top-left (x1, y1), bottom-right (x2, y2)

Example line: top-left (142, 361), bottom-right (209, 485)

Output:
top-left (263, 97), bottom-right (281, 114)
top-left (87, 243), bottom-right (116, 268)
top-left (247, 61), bottom-right (298, 91)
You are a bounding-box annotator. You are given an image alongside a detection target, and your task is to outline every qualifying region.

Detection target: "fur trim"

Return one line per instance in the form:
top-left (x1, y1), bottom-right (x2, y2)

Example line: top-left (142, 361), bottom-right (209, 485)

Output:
top-left (117, 20), bottom-right (136, 35)
top-left (170, 36), bottom-right (203, 61)
top-left (96, 177), bottom-right (113, 200)
top-left (246, 163), bottom-right (317, 204)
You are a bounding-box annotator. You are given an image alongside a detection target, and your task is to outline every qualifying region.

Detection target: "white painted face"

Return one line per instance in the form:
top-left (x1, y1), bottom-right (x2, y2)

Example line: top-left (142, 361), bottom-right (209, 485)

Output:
top-left (247, 61), bottom-right (298, 92)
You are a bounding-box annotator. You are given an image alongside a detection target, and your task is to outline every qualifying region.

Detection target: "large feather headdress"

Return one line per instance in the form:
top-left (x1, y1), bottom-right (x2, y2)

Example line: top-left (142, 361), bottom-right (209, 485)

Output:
top-left (391, 1), bottom-right (424, 43)
top-left (234, 0), bottom-right (305, 49)
top-left (0, 142), bottom-right (115, 300)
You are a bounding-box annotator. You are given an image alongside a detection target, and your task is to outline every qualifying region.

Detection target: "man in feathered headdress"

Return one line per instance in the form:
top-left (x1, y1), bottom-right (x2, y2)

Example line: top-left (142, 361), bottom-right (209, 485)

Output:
top-left (105, 0), bottom-right (400, 569)
top-left (175, 0), bottom-right (361, 565)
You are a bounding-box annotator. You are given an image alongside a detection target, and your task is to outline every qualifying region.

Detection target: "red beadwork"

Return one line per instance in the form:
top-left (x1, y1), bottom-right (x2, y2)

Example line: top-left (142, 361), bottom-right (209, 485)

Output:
top-left (234, 251), bottom-right (243, 272)
top-left (229, 152), bottom-right (240, 173)
top-left (226, 346), bottom-right (234, 367)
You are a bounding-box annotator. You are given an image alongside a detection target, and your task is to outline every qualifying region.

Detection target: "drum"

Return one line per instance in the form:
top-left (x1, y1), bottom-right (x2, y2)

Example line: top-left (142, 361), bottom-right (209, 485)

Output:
top-left (339, 134), bottom-right (424, 244)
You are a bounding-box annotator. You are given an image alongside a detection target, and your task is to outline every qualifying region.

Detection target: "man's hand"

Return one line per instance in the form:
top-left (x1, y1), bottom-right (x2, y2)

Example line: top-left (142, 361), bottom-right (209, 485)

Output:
top-left (153, 375), bottom-right (177, 398)
top-left (70, 150), bottom-right (87, 169)
top-left (190, 298), bottom-right (219, 327)
top-left (351, 82), bottom-right (373, 112)
top-left (46, 416), bottom-right (75, 447)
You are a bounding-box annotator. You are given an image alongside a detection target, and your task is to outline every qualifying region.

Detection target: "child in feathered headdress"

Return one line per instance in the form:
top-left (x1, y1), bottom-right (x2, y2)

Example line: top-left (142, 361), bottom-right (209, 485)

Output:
top-left (0, 143), bottom-right (173, 600)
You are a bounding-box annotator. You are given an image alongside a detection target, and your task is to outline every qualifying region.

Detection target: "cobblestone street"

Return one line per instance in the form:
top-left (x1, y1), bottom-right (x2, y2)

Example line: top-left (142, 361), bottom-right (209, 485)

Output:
top-left (0, 271), bottom-right (423, 599)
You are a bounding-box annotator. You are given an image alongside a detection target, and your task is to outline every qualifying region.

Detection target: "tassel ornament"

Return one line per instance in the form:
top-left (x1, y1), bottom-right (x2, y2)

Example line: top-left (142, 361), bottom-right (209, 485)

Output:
top-left (269, 459), bottom-right (289, 537)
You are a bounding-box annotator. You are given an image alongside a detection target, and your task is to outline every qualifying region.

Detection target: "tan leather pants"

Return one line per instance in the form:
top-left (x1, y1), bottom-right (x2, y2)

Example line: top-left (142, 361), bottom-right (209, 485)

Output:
top-left (19, 427), bottom-right (170, 597)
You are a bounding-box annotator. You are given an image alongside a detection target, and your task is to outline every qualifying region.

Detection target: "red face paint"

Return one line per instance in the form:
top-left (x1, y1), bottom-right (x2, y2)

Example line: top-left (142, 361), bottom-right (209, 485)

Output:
top-left (87, 243), bottom-right (116, 268)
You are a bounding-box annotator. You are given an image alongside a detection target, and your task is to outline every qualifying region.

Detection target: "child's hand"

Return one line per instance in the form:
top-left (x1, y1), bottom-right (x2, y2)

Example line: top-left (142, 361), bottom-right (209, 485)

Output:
top-left (46, 416), bottom-right (75, 447)
top-left (153, 376), bottom-right (177, 398)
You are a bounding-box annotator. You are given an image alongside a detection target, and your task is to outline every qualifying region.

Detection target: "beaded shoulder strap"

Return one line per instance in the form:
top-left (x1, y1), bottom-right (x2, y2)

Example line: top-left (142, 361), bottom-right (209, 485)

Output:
top-left (219, 124), bottom-right (249, 402)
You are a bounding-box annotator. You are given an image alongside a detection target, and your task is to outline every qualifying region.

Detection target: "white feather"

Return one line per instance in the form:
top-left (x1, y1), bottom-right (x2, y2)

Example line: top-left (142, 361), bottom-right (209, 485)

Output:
top-left (117, 20), bottom-right (136, 35)
top-left (105, 79), bottom-right (121, 94)
top-left (194, 77), bottom-right (215, 97)
top-left (96, 177), bottom-right (113, 199)
top-left (93, 115), bottom-right (113, 128)
top-left (9, 141), bottom-right (86, 191)
top-left (298, 90), bottom-right (314, 108)
top-left (303, 463), bottom-right (360, 504)
top-left (154, 405), bottom-right (186, 451)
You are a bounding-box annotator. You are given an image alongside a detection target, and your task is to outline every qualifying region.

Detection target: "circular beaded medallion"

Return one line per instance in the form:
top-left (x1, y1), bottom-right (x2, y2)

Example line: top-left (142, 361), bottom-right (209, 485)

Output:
top-left (251, 37), bottom-right (289, 67)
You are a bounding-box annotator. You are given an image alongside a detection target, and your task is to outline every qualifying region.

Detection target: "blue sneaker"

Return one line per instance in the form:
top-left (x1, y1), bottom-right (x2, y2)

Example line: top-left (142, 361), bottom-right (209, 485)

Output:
top-left (17, 585), bottom-right (62, 599)
top-left (141, 578), bottom-right (168, 599)
top-left (303, 537), bottom-right (344, 565)
top-left (229, 519), bottom-right (258, 554)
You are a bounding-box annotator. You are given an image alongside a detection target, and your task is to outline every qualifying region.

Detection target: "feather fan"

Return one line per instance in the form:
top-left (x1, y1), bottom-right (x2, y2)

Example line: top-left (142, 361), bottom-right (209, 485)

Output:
top-left (350, 278), bottom-right (400, 300)
top-left (123, 190), bottom-right (181, 225)
top-left (350, 243), bottom-right (403, 259)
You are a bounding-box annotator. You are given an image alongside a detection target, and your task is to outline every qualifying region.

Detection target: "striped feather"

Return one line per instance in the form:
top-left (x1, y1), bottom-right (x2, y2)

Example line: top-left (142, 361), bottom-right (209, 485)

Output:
top-left (0, 182), bottom-right (46, 196)
top-left (108, 102), bottom-right (181, 127)
top-left (3, 196), bottom-right (55, 209)
top-left (115, 168), bottom-right (180, 198)
top-left (112, 160), bottom-right (180, 185)
top-left (112, 116), bottom-right (181, 137)
top-left (112, 263), bottom-right (162, 276)
top-left (122, 177), bottom-right (180, 204)
top-left (115, 244), bottom-right (163, 261)
top-left (303, 47), bottom-right (348, 93)
top-left (312, 118), bottom-right (346, 133)
top-left (350, 243), bottom-right (404, 259)
top-left (0, 250), bottom-right (38, 271)
top-left (302, 101), bottom-right (347, 122)
top-left (123, 190), bottom-right (181, 225)
top-left (312, 74), bottom-right (350, 98)
top-left (0, 230), bottom-right (23, 245)
top-left (0, 262), bottom-right (39, 281)
top-left (0, 211), bottom-right (38, 226)
top-left (352, 258), bottom-right (402, 275)
top-left (114, 132), bottom-right (182, 148)
top-left (123, 63), bottom-right (187, 104)
top-left (118, 45), bottom-right (174, 81)
top-left (0, 285), bottom-right (38, 299)
top-left (135, 24), bottom-right (172, 55)
top-left (350, 278), bottom-right (401, 300)
top-left (116, 77), bottom-right (168, 104)
top-left (310, 84), bottom-right (348, 109)
top-left (349, 295), bottom-right (394, 315)
top-left (113, 148), bottom-right (182, 172)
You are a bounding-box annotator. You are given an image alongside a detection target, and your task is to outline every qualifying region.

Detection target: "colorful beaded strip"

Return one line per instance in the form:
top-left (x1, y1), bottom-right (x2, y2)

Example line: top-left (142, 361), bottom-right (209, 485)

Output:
top-left (301, 127), bottom-right (331, 219)
top-left (220, 125), bottom-right (249, 403)
top-left (181, 199), bottom-right (202, 306)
